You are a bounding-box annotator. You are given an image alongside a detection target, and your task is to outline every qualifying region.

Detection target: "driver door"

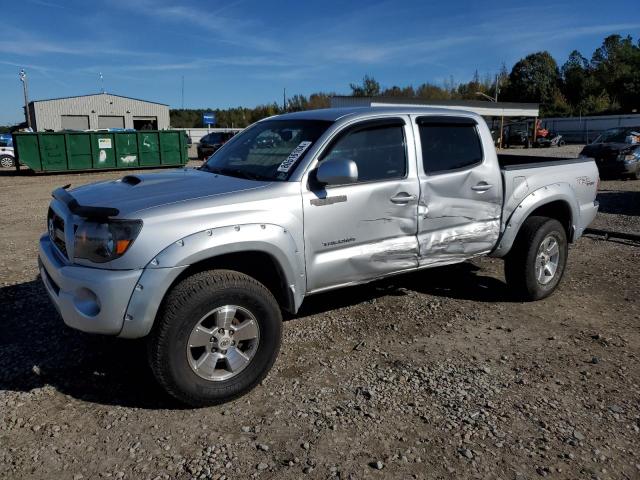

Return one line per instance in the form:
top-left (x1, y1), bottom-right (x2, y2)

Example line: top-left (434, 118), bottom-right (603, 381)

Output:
top-left (302, 118), bottom-right (420, 293)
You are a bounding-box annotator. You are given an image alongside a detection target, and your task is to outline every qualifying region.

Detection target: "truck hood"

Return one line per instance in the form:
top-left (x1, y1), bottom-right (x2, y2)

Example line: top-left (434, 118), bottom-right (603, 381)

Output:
top-left (68, 168), bottom-right (271, 217)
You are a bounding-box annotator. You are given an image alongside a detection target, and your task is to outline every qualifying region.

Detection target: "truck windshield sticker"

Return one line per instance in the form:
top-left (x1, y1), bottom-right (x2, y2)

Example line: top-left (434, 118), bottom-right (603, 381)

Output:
top-left (277, 141), bottom-right (312, 173)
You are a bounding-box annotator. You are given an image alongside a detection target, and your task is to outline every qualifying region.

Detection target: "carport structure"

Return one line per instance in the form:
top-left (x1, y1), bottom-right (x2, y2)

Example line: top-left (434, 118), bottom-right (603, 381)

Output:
top-left (330, 96), bottom-right (540, 147)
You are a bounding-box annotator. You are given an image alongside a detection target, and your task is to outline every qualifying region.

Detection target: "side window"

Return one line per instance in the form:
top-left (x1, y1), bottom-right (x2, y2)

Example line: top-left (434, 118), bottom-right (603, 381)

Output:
top-left (322, 123), bottom-right (407, 183)
top-left (418, 121), bottom-right (483, 174)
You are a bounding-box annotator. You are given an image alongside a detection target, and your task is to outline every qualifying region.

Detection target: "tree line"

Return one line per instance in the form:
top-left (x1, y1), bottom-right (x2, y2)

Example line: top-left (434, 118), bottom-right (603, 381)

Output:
top-left (170, 34), bottom-right (640, 127)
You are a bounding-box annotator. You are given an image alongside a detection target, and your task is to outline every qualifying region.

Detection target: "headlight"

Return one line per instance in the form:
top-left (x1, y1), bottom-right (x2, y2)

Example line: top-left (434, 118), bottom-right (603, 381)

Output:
top-left (74, 220), bottom-right (142, 263)
top-left (619, 151), bottom-right (640, 164)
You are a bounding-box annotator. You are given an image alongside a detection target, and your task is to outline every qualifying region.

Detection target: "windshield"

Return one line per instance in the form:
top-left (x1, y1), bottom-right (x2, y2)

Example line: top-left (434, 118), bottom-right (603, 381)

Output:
top-left (202, 119), bottom-right (332, 181)
top-left (594, 127), bottom-right (640, 144)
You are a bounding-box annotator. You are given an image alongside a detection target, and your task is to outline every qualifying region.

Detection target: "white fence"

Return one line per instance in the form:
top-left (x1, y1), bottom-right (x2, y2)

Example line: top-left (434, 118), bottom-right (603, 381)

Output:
top-left (541, 114), bottom-right (640, 143)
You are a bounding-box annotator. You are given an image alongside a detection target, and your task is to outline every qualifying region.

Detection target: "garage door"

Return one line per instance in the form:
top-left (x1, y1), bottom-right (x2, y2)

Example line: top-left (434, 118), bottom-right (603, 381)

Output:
top-left (60, 115), bottom-right (89, 131)
top-left (98, 116), bottom-right (125, 129)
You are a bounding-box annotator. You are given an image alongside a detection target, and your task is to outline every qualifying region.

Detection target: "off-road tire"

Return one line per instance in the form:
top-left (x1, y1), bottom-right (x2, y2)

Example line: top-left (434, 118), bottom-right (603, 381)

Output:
top-left (147, 269), bottom-right (282, 407)
top-left (504, 216), bottom-right (568, 301)
top-left (0, 155), bottom-right (15, 168)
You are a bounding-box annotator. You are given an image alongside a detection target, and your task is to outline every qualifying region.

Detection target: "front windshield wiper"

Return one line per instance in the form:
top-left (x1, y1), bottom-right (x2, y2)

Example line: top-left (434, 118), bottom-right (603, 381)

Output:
top-left (200, 165), bottom-right (272, 181)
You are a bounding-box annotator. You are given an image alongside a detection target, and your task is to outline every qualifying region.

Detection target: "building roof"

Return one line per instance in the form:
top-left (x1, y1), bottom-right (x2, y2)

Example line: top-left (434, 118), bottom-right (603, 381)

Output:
top-left (29, 92), bottom-right (168, 106)
top-left (330, 96), bottom-right (539, 117)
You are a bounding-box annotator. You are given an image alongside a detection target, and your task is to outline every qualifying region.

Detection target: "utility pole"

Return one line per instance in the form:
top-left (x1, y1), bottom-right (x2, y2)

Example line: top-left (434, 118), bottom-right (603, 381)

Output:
top-left (181, 76), bottom-right (185, 109)
top-left (19, 69), bottom-right (32, 131)
top-left (99, 72), bottom-right (105, 93)
top-left (283, 87), bottom-right (286, 111)
top-left (494, 73), bottom-right (499, 102)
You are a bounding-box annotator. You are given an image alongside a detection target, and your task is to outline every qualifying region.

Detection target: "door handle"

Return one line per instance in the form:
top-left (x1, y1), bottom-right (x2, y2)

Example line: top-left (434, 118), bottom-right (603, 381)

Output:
top-left (471, 182), bottom-right (493, 192)
top-left (390, 193), bottom-right (417, 204)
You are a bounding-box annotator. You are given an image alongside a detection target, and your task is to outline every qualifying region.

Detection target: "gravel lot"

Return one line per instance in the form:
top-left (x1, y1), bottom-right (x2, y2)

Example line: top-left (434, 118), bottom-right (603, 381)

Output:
top-left (1, 147), bottom-right (639, 479)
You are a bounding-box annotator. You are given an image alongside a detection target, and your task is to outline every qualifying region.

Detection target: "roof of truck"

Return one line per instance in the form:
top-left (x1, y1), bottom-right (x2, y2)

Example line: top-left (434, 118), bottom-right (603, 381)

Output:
top-left (272, 106), bottom-right (482, 122)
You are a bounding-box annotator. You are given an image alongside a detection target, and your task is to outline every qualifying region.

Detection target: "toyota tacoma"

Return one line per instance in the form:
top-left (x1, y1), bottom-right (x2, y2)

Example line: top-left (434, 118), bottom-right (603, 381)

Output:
top-left (38, 107), bottom-right (599, 406)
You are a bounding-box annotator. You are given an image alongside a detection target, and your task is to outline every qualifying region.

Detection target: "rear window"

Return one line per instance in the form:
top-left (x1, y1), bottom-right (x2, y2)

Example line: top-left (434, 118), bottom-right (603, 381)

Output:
top-left (418, 119), bottom-right (483, 174)
top-left (203, 133), bottom-right (224, 143)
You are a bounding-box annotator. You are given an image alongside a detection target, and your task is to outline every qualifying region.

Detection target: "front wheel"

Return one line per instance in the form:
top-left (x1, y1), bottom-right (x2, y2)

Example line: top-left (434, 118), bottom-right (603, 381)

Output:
top-left (148, 269), bottom-right (282, 407)
top-left (504, 216), bottom-right (568, 301)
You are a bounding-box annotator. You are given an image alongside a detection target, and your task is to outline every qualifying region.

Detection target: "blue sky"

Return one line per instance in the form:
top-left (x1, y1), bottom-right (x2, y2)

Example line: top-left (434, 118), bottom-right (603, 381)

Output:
top-left (1, 0), bottom-right (639, 124)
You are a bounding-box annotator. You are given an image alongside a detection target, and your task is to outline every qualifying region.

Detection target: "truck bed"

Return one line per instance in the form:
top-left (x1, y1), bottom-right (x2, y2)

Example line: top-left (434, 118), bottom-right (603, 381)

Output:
top-left (498, 154), bottom-right (598, 244)
top-left (498, 154), bottom-right (589, 170)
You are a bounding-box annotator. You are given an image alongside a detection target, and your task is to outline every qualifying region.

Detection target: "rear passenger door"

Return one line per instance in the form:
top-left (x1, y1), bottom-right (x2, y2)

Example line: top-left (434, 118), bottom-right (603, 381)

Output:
top-left (413, 115), bottom-right (503, 265)
top-left (302, 118), bottom-right (420, 292)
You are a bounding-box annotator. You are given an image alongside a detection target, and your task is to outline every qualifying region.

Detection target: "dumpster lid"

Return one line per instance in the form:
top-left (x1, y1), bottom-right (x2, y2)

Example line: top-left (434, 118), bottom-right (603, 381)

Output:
top-left (52, 186), bottom-right (120, 219)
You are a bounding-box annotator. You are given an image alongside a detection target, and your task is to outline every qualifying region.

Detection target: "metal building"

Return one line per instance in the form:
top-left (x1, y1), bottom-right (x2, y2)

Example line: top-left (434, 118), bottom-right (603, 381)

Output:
top-left (26, 93), bottom-right (170, 132)
top-left (330, 96), bottom-right (540, 147)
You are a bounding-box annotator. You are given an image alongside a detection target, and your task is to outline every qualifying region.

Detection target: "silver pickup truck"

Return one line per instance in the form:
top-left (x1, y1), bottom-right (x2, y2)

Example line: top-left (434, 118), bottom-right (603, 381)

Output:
top-left (38, 106), bottom-right (599, 406)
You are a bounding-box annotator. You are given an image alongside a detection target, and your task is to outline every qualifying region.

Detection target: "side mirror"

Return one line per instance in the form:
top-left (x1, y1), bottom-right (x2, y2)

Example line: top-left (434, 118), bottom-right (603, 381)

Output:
top-left (316, 158), bottom-right (358, 186)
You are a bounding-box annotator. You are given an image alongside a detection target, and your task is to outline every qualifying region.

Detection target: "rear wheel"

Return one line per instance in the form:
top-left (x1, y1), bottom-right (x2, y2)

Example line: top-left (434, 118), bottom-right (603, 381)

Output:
top-left (504, 216), bottom-right (568, 301)
top-left (0, 155), bottom-right (15, 168)
top-left (148, 269), bottom-right (282, 407)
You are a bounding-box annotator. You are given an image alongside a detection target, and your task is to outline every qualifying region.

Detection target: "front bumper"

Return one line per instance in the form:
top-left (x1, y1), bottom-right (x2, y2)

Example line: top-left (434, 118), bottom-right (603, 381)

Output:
top-left (38, 234), bottom-right (142, 335)
top-left (39, 234), bottom-right (188, 338)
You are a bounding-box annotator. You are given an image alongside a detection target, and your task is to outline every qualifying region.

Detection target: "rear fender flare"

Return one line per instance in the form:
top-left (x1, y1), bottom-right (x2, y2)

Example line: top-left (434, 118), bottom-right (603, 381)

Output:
top-left (491, 183), bottom-right (579, 257)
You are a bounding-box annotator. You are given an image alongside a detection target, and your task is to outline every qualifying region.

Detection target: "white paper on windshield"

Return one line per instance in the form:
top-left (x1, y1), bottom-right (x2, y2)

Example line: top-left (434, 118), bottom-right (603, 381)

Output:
top-left (277, 141), bottom-right (312, 173)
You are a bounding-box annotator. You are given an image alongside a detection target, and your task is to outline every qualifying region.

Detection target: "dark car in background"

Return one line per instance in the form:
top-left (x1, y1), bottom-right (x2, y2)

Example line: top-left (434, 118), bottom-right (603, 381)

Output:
top-left (197, 131), bottom-right (236, 160)
top-left (580, 127), bottom-right (640, 179)
top-left (503, 123), bottom-right (532, 148)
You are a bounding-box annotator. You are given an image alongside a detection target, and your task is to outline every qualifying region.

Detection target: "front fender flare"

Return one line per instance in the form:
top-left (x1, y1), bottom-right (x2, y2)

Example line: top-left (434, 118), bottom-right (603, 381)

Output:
top-left (119, 223), bottom-right (305, 338)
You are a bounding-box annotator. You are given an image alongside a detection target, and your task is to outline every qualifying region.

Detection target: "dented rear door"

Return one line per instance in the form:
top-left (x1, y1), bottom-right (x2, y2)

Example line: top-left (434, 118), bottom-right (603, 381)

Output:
top-left (413, 115), bottom-right (502, 266)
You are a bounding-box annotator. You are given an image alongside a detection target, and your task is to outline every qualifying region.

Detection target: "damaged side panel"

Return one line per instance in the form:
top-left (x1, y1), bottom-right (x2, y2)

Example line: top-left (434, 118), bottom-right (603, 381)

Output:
top-left (303, 178), bottom-right (420, 292)
top-left (416, 155), bottom-right (503, 265)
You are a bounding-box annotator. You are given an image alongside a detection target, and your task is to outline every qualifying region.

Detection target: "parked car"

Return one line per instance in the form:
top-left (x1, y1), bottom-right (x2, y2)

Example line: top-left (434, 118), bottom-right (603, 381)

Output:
top-left (0, 135), bottom-right (15, 168)
top-left (503, 124), bottom-right (532, 148)
top-left (197, 131), bottom-right (236, 159)
top-left (38, 107), bottom-right (599, 406)
top-left (580, 126), bottom-right (640, 179)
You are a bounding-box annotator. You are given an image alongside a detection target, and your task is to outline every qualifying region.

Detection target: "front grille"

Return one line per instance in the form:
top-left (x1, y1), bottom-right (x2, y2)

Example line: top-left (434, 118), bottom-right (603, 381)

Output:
top-left (47, 208), bottom-right (68, 259)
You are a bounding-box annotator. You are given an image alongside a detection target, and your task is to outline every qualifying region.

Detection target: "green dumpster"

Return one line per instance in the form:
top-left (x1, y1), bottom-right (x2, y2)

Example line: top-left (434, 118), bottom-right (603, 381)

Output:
top-left (13, 130), bottom-right (189, 172)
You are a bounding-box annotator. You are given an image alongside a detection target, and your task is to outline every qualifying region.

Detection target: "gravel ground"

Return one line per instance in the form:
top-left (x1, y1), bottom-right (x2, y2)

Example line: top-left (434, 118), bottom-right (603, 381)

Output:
top-left (1, 148), bottom-right (639, 480)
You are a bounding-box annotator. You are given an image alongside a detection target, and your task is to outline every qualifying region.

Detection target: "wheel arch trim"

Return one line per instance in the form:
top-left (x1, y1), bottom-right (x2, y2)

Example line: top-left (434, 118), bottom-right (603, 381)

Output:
top-left (119, 223), bottom-right (305, 338)
top-left (491, 183), bottom-right (579, 258)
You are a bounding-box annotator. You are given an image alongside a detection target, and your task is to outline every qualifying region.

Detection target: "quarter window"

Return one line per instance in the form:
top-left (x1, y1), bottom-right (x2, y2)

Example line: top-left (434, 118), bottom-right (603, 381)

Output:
top-left (321, 123), bottom-right (407, 183)
top-left (418, 122), bottom-right (483, 174)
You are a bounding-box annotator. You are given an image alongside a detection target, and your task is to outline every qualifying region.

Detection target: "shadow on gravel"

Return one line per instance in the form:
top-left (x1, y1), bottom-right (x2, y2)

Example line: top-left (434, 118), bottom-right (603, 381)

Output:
top-left (1, 263), bottom-right (509, 408)
top-left (297, 262), bottom-right (514, 318)
top-left (596, 190), bottom-right (640, 217)
top-left (0, 278), bottom-right (179, 410)
top-left (0, 168), bottom-right (35, 177)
